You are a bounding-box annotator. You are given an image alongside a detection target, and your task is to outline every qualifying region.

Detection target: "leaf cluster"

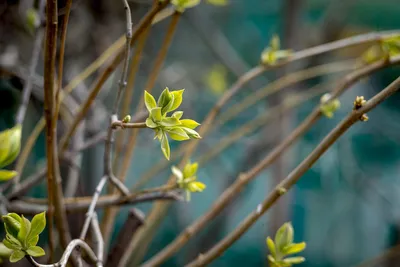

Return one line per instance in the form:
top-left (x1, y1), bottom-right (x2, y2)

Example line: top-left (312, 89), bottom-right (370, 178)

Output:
top-left (171, 162), bottom-right (206, 201)
top-left (320, 93), bottom-right (341, 118)
top-left (361, 35), bottom-right (400, 64)
top-left (145, 88), bottom-right (201, 160)
top-left (261, 35), bottom-right (293, 65)
top-left (2, 212), bottom-right (46, 263)
top-left (266, 222), bottom-right (306, 267)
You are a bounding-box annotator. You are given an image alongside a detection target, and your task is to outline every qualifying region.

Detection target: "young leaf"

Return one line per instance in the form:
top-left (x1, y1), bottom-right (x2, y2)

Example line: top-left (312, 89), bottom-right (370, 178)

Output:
top-left (168, 89), bottom-right (185, 112)
top-left (27, 212), bottom-right (46, 240)
top-left (180, 119), bottom-right (200, 129)
top-left (9, 250), bottom-right (25, 263)
top-left (183, 162), bottom-right (198, 178)
top-left (0, 170), bottom-right (18, 181)
top-left (0, 124), bottom-right (22, 168)
top-left (160, 117), bottom-right (181, 127)
top-left (171, 166), bottom-right (183, 181)
top-left (17, 216), bottom-right (31, 245)
top-left (167, 127), bottom-right (190, 141)
top-left (275, 222), bottom-right (293, 252)
top-left (150, 107), bottom-right (162, 122)
top-left (161, 94), bottom-right (175, 115)
top-left (160, 131), bottom-right (170, 160)
top-left (3, 214), bottom-right (21, 238)
top-left (144, 91), bottom-right (157, 112)
top-left (181, 127), bottom-right (201, 139)
top-left (27, 235), bottom-right (39, 248)
top-left (145, 118), bottom-right (158, 129)
top-left (172, 111), bottom-right (184, 120)
top-left (157, 87), bottom-right (172, 108)
top-left (282, 256), bottom-right (305, 264)
top-left (5, 234), bottom-right (22, 249)
top-left (266, 237), bottom-right (276, 258)
top-left (26, 246), bottom-right (45, 257)
top-left (2, 239), bottom-right (21, 251)
top-left (0, 242), bottom-right (12, 258)
top-left (282, 242), bottom-right (306, 255)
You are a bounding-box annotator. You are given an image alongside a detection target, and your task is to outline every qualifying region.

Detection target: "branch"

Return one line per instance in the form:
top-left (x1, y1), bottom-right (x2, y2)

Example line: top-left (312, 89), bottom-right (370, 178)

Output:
top-left (142, 56), bottom-right (400, 266)
top-left (185, 75), bottom-right (400, 267)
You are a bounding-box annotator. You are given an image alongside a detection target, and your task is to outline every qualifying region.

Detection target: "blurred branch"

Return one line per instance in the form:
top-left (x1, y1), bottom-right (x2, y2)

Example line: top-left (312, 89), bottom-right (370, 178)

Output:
top-left (186, 75), bottom-right (400, 267)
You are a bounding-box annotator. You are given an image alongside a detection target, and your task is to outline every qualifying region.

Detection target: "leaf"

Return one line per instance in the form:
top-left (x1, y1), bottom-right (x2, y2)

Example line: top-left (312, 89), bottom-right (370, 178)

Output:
top-left (0, 242), bottom-right (12, 257)
top-left (275, 222), bottom-right (293, 252)
top-left (27, 235), bottom-right (39, 248)
top-left (157, 87), bottom-right (172, 108)
top-left (183, 162), bottom-right (198, 178)
top-left (3, 239), bottom-right (21, 251)
top-left (150, 107), bottom-right (162, 122)
top-left (0, 125), bottom-right (22, 169)
top-left (172, 111), bottom-right (184, 120)
top-left (187, 181), bottom-right (206, 192)
top-left (266, 237), bottom-right (276, 258)
top-left (180, 119), bottom-right (200, 129)
top-left (9, 250), bottom-right (25, 263)
top-left (17, 216), bottom-right (31, 246)
top-left (282, 242), bottom-right (306, 255)
top-left (167, 127), bottom-right (190, 141)
top-left (160, 117), bottom-right (182, 127)
top-left (282, 256), bottom-right (305, 264)
top-left (161, 94), bottom-right (175, 115)
top-left (0, 170), bottom-right (18, 181)
top-left (270, 34), bottom-right (280, 51)
top-left (160, 131), bottom-right (170, 160)
top-left (3, 213), bottom-right (21, 238)
top-left (5, 234), bottom-right (22, 249)
top-left (168, 89), bottom-right (185, 112)
top-left (181, 127), bottom-right (201, 139)
top-left (27, 212), bottom-right (46, 241)
top-left (171, 166), bottom-right (183, 181)
top-left (144, 91), bottom-right (157, 112)
top-left (145, 118), bottom-right (158, 129)
top-left (26, 246), bottom-right (45, 257)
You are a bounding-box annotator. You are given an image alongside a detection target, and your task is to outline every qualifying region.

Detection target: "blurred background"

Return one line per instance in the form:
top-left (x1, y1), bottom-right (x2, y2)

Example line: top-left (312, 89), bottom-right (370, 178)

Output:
top-left (1, 0), bottom-right (400, 266)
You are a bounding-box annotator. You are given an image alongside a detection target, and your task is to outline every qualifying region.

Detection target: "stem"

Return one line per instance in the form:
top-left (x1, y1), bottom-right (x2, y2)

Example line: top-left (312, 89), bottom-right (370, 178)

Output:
top-left (142, 56), bottom-right (400, 266)
top-left (186, 75), bottom-right (400, 267)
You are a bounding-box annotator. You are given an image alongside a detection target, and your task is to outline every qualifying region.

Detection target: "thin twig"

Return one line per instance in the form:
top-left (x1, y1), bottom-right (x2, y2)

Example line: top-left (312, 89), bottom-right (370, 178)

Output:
top-left (186, 75), bottom-right (400, 267)
top-left (91, 214), bottom-right (104, 267)
top-left (142, 57), bottom-right (400, 266)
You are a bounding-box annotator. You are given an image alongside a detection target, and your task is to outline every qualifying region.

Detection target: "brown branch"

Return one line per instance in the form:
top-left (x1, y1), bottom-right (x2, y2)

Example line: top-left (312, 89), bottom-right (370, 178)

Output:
top-left (186, 75), bottom-right (400, 267)
top-left (142, 57), bottom-right (400, 266)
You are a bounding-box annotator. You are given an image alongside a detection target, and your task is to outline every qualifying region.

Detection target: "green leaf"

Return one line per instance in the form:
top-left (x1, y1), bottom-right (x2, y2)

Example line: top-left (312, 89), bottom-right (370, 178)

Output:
top-left (275, 222), bottom-right (293, 252)
top-left (180, 119), bottom-right (200, 129)
top-left (266, 237), bottom-right (276, 258)
top-left (17, 216), bottom-right (31, 246)
top-left (0, 170), bottom-right (18, 181)
top-left (183, 162), bottom-right (198, 178)
top-left (3, 239), bottom-right (21, 251)
top-left (5, 234), bottom-right (22, 248)
top-left (27, 212), bottom-right (45, 241)
top-left (150, 107), bottom-right (162, 122)
top-left (181, 127), bottom-right (201, 139)
top-left (26, 235), bottom-right (39, 248)
top-left (282, 256), bottom-right (305, 264)
top-left (157, 87), bottom-right (172, 108)
top-left (160, 117), bottom-right (182, 127)
top-left (9, 250), bottom-right (25, 263)
top-left (26, 246), bottom-right (45, 257)
top-left (160, 131), bottom-right (170, 160)
top-left (3, 214), bottom-right (21, 238)
top-left (0, 124), bottom-right (22, 169)
top-left (167, 127), bottom-right (190, 141)
top-left (145, 118), bottom-right (158, 129)
top-left (161, 94), bottom-right (175, 115)
top-left (172, 111), bottom-right (184, 120)
top-left (0, 242), bottom-right (12, 258)
top-left (144, 91), bottom-right (157, 112)
top-left (168, 89), bottom-right (185, 112)
top-left (282, 242), bottom-right (306, 255)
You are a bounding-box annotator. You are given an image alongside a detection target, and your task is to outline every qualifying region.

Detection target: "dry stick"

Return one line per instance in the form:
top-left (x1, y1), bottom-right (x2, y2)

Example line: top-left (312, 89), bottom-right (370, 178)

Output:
top-left (126, 31), bottom-right (400, 266)
top-left (142, 57), bottom-right (400, 267)
top-left (8, 190), bottom-right (182, 214)
top-left (100, 11), bottom-right (181, 248)
top-left (131, 60), bottom-right (354, 191)
top-left (186, 75), bottom-right (400, 267)
top-left (27, 239), bottom-right (99, 267)
top-left (79, 0), bottom-right (134, 242)
top-left (58, 1), bottom-right (170, 153)
top-left (91, 214), bottom-right (104, 267)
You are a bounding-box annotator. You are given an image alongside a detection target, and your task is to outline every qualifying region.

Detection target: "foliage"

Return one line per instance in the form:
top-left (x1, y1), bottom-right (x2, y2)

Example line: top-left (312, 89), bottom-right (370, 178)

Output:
top-left (266, 222), bottom-right (306, 267)
top-left (2, 212), bottom-right (46, 263)
top-left (319, 93), bottom-right (341, 118)
top-left (171, 161), bottom-right (206, 201)
top-left (261, 35), bottom-right (293, 65)
top-left (145, 88), bottom-right (201, 160)
top-left (361, 35), bottom-right (400, 64)
top-left (0, 124), bottom-right (22, 181)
